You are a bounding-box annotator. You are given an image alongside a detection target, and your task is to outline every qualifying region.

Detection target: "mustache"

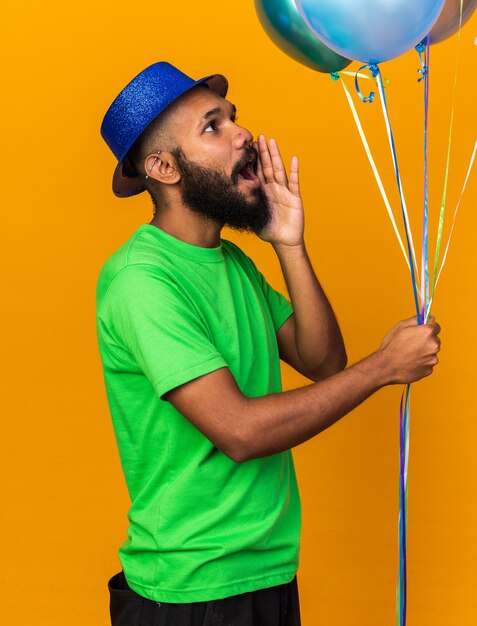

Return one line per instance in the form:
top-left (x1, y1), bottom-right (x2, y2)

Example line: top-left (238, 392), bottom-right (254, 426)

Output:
top-left (231, 145), bottom-right (258, 183)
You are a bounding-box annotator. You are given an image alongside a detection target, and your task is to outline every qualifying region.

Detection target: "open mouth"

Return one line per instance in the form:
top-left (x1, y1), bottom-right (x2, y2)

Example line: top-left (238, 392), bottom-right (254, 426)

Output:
top-left (237, 153), bottom-right (260, 186)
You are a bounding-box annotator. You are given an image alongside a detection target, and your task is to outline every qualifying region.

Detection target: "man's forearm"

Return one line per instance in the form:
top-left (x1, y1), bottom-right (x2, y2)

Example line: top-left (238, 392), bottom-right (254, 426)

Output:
top-left (166, 317), bottom-right (440, 464)
top-left (274, 241), bottom-right (347, 377)
top-left (235, 349), bottom-right (388, 461)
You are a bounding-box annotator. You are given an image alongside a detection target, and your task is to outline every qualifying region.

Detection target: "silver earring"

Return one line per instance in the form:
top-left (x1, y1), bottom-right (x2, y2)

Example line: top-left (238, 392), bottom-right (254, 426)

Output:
top-left (145, 150), bottom-right (162, 179)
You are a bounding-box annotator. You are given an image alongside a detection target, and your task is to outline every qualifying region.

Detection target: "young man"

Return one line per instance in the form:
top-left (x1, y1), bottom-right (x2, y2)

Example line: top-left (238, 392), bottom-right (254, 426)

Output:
top-left (98, 62), bottom-right (441, 626)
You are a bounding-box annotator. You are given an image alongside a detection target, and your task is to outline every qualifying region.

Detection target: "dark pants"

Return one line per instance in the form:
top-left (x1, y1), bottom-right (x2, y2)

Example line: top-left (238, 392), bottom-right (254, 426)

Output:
top-left (108, 571), bottom-right (301, 626)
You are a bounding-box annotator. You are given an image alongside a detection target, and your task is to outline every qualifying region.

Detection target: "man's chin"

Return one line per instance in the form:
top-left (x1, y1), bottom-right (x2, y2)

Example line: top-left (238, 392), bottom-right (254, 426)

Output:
top-left (224, 212), bottom-right (271, 235)
top-left (223, 221), bottom-right (258, 234)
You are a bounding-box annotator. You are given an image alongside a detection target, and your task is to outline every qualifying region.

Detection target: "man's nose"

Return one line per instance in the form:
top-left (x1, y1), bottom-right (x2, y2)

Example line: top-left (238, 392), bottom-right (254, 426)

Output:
top-left (232, 123), bottom-right (253, 148)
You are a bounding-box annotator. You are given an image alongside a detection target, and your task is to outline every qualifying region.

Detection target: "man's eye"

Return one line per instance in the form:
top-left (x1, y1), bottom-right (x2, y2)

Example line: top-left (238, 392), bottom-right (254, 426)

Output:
top-left (204, 116), bottom-right (238, 133)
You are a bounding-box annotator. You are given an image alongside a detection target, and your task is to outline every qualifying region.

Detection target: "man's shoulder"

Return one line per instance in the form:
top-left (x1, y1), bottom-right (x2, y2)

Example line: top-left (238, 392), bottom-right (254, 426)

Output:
top-left (222, 238), bottom-right (245, 256)
top-left (222, 238), bottom-right (257, 273)
top-left (96, 227), bottom-right (168, 312)
top-left (98, 230), bottom-right (138, 284)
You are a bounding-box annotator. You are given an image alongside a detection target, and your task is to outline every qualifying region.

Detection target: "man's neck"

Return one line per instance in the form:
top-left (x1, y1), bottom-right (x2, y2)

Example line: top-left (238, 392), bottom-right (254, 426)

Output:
top-left (148, 199), bottom-right (222, 249)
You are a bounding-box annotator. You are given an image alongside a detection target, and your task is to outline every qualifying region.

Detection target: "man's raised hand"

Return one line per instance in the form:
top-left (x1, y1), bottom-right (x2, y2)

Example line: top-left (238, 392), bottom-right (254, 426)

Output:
top-left (254, 135), bottom-right (304, 249)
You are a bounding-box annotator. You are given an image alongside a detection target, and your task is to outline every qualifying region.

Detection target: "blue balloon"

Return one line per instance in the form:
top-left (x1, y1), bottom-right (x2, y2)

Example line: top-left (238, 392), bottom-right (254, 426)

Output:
top-left (295, 0), bottom-right (446, 64)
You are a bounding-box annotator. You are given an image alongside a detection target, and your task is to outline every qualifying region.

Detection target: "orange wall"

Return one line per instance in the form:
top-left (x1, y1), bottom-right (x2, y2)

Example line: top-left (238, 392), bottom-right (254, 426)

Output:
top-left (2, 2), bottom-right (476, 624)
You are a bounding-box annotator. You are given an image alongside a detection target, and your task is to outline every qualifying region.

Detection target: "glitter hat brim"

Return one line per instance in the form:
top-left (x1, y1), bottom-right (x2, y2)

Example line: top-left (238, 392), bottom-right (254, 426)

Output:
top-left (110, 72), bottom-right (228, 198)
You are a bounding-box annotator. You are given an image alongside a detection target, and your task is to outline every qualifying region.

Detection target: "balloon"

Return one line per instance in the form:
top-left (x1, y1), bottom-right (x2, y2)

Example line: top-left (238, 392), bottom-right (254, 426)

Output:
top-left (429, 0), bottom-right (477, 44)
top-left (254, 0), bottom-right (351, 73)
top-left (295, 0), bottom-right (446, 64)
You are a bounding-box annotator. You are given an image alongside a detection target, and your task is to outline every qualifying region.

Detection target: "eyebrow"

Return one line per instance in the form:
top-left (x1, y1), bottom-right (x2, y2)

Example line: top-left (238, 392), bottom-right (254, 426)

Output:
top-left (198, 103), bottom-right (237, 127)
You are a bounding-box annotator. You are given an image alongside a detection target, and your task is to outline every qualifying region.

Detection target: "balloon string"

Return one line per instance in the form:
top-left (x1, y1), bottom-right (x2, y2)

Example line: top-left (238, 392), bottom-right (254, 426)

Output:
top-left (351, 63), bottom-right (420, 287)
top-left (431, 0), bottom-right (464, 304)
top-left (418, 37), bottom-right (431, 323)
top-left (339, 70), bottom-right (377, 81)
top-left (428, 139), bottom-right (477, 314)
top-left (337, 75), bottom-right (417, 626)
top-left (396, 384), bottom-right (411, 626)
top-left (374, 67), bottom-right (421, 318)
top-left (373, 65), bottom-right (423, 626)
top-left (415, 38), bottom-right (429, 83)
top-left (335, 74), bottom-right (411, 270)
top-left (351, 69), bottom-right (420, 626)
top-left (396, 10), bottom-right (468, 622)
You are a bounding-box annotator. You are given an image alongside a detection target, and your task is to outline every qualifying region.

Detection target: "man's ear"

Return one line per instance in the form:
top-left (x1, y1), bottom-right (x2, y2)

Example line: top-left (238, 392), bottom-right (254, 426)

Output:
top-left (144, 151), bottom-right (182, 185)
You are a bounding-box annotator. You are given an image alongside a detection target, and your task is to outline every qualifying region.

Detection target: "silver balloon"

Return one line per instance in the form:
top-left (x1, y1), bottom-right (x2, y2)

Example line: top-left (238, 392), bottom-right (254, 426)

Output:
top-left (429, 0), bottom-right (477, 44)
top-left (254, 0), bottom-right (351, 73)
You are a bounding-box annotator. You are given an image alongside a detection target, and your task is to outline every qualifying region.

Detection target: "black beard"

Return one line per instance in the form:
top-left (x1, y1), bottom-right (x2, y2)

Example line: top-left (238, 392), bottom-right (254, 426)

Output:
top-left (172, 147), bottom-right (271, 234)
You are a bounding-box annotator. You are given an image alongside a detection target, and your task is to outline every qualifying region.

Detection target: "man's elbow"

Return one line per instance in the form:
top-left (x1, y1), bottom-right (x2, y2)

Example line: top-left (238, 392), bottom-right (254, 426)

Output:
top-left (308, 351), bottom-right (348, 382)
top-left (218, 407), bottom-right (258, 464)
top-left (333, 351), bottom-right (348, 372)
top-left (226, 446), bottom-right (254, 464)
top-left (222, 427), bottom-right (256, 463)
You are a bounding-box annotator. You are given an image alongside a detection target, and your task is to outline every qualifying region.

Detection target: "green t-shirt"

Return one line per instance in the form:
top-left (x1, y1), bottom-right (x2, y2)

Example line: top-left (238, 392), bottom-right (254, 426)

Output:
top-left (96, 223), bottom-right (301, 603)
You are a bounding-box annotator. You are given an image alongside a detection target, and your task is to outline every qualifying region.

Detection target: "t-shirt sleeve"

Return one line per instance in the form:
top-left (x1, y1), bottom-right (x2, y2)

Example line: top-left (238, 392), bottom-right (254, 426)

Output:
top-left (233, 248), bottom-right (293, 331)
top-left (224, 240), bottom-right (294, 332)
top-left (98, 265), bottom-right (228, 399)
top-left (257, 270), bottom-right (294, 331)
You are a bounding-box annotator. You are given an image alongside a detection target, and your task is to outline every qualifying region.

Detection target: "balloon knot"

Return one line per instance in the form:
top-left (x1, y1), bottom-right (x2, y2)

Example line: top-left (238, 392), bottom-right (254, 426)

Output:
top-left (415, 39), bottom-right (427, 53)
top-left (330, 72), bottom-right (340, 81)
top-left (369, 64), bottom-right (379, 78)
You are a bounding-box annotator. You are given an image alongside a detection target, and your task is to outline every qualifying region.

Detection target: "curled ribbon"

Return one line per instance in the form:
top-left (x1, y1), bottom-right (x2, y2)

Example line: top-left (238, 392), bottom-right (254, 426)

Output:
top-left (415, 37), bottom-right (430, 83)
top-left (354, 64), bottom-right (380, 103)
